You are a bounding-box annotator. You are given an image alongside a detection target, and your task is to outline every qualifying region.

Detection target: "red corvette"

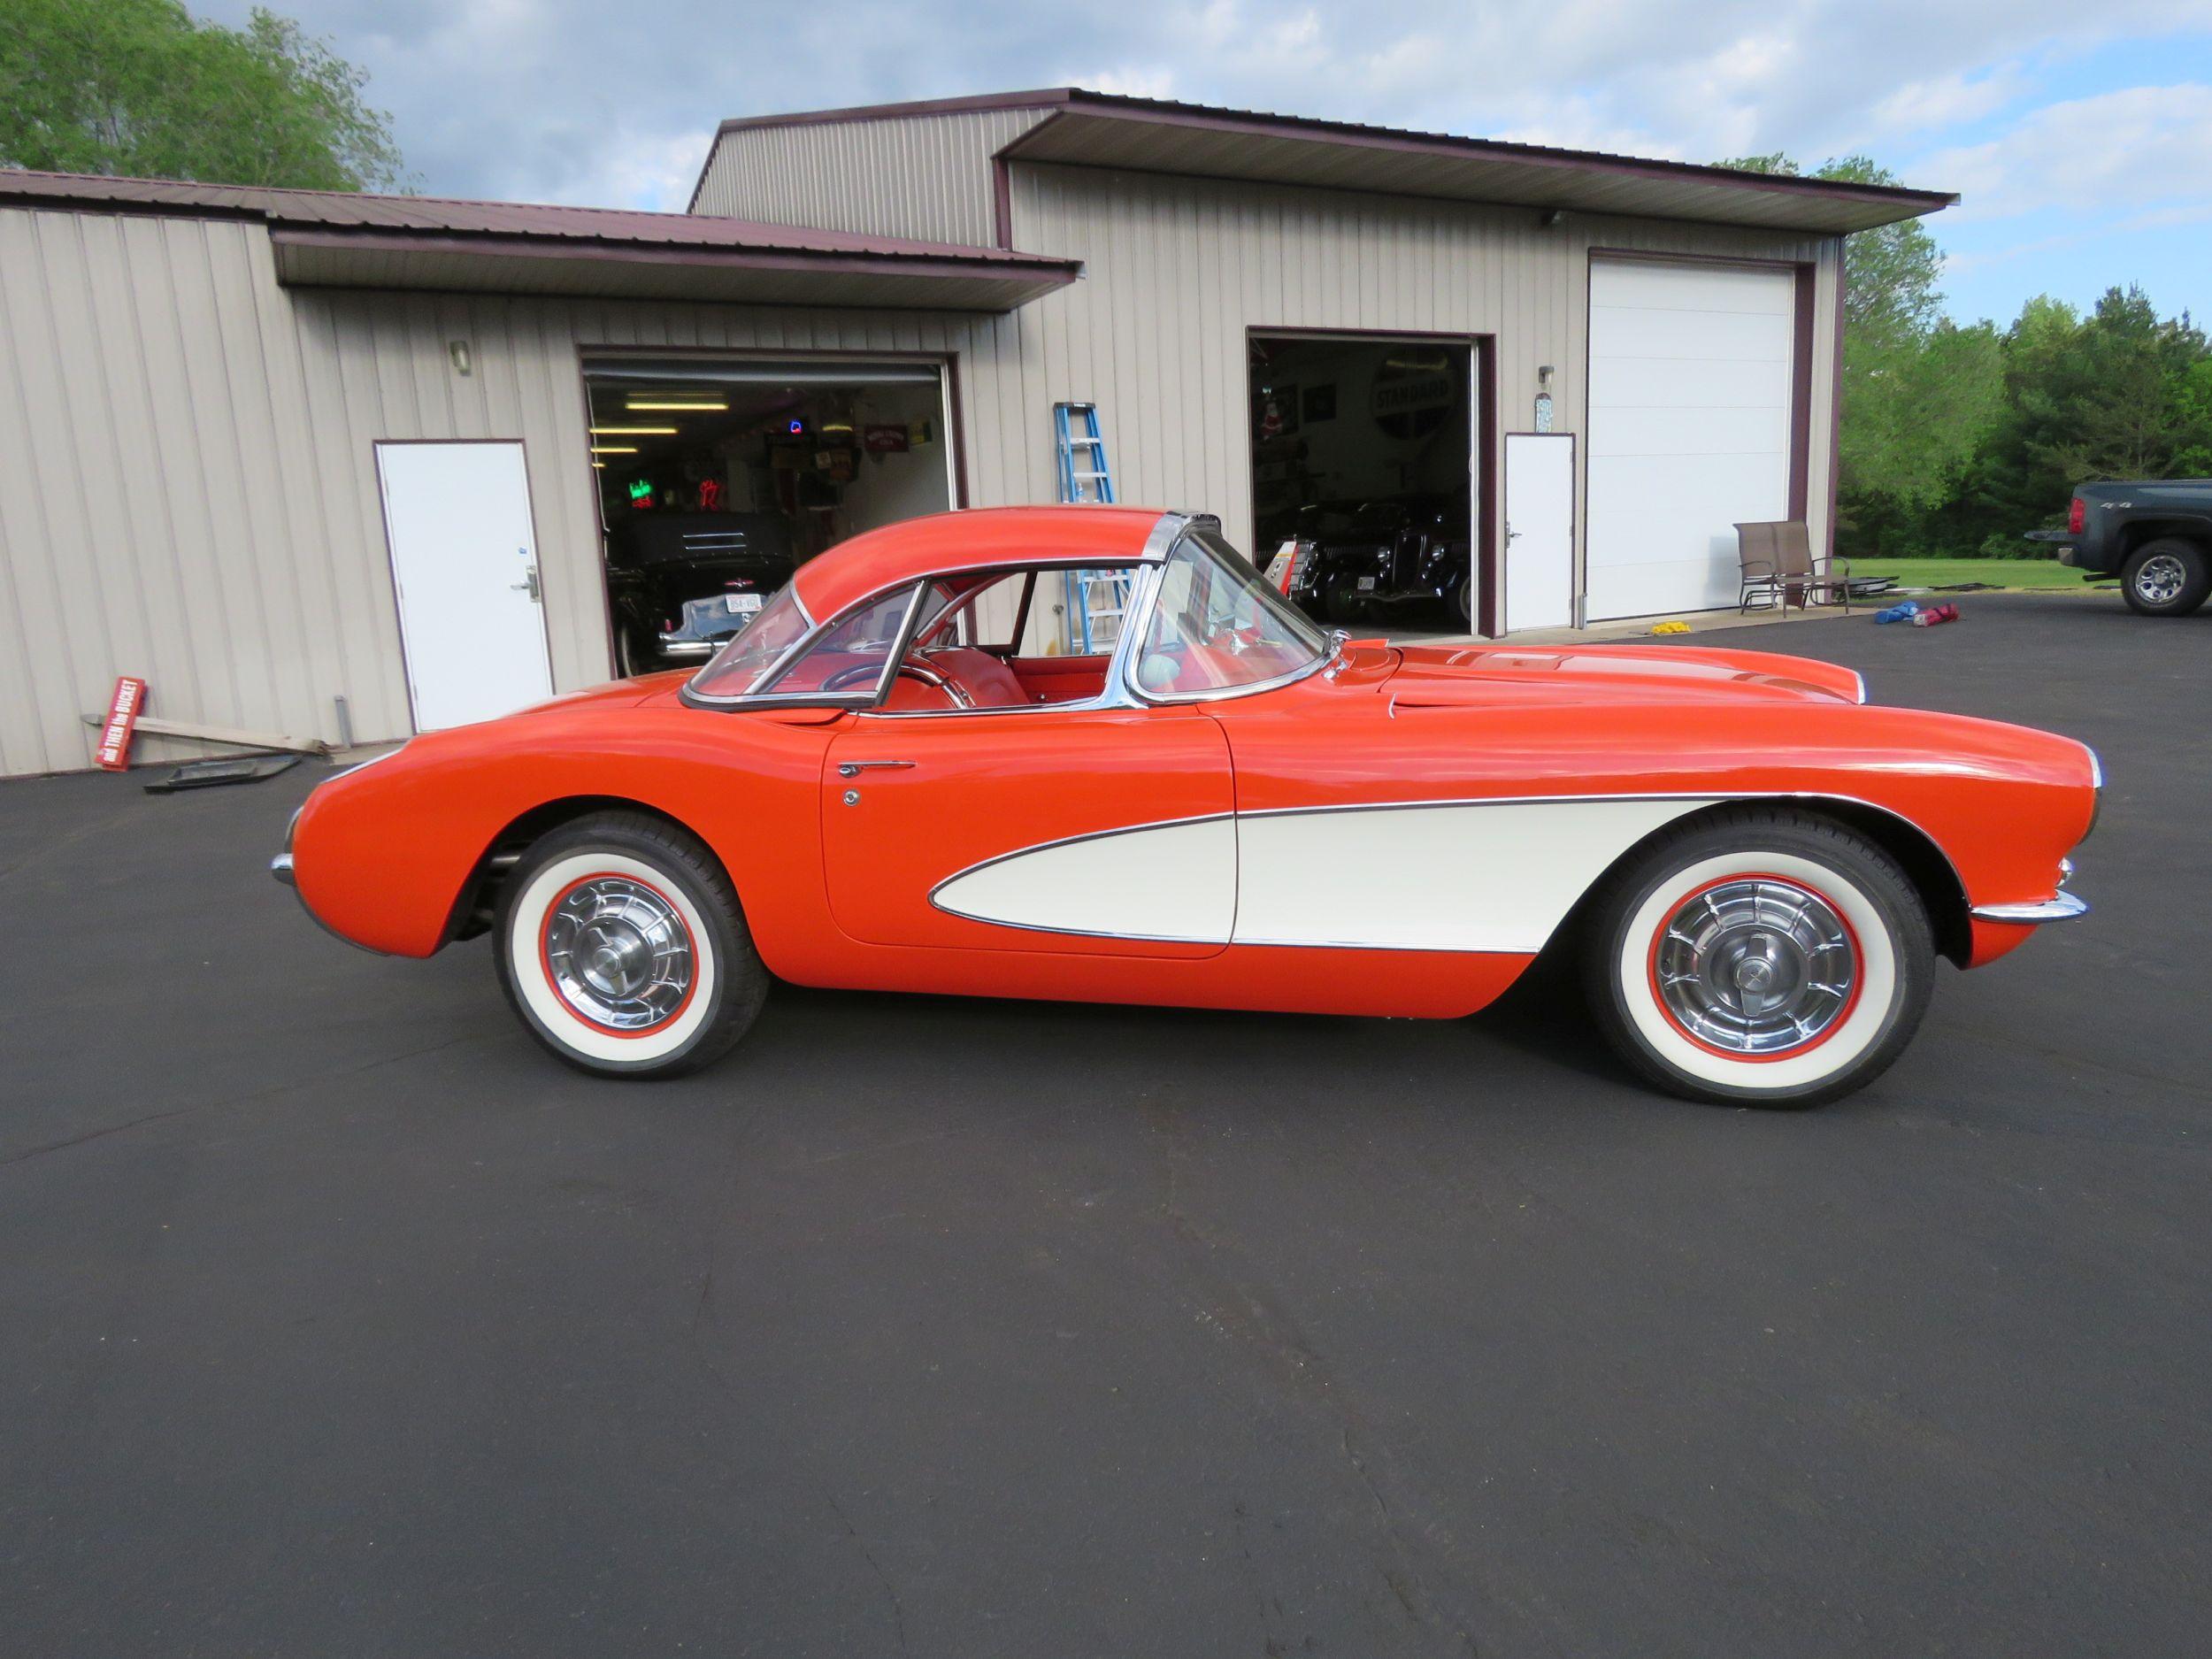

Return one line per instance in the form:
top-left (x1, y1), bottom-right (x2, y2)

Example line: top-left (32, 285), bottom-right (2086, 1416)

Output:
top-left (275, 507), bottom-right (2098, 1106)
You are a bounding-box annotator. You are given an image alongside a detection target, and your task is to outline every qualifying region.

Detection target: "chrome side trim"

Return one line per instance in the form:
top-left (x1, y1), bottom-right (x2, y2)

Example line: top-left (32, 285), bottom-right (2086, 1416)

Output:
top-left (918, 787), bottom-right (1981, 951)
top-left (1971, 891), bottom-right (2089, 925)
top-left (927, 807), bottom-right (1238, 945)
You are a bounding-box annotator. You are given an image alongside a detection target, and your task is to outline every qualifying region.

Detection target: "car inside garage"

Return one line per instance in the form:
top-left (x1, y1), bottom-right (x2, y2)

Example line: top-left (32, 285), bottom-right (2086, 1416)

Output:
top-left (1248, 334), bottom-right (1477, 631)
top-left (584, 357), bottom-right (956, 676)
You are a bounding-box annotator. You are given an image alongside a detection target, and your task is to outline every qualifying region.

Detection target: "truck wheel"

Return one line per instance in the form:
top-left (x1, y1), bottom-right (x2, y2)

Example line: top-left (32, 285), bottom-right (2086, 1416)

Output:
top-left (2119, 539), bottom-right (2211, 616)
top-left (1581, 808), bottom-right (1934, 1108)
top-left (495, 812), bottom-right (767, 1079)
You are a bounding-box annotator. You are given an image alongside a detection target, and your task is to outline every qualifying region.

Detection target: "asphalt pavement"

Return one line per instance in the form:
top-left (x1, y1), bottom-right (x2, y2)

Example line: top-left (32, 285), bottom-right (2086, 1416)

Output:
top-left (3, 590), bottom-right (2206, 1657)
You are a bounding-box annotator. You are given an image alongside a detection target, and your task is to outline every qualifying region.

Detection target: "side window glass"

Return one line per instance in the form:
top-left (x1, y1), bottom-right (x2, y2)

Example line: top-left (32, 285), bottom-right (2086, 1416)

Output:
top-left (760, 586), bottom-right (918, 699)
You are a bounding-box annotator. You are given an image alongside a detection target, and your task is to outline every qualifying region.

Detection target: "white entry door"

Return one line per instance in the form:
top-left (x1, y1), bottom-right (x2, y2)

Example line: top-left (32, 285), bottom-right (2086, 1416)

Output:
top-left (1585, 259), bottom-right (1796, 620)
top-left (1504, 434), bottom-right (1576, 633)
top-left (376, 442), bottom-right (553, 731)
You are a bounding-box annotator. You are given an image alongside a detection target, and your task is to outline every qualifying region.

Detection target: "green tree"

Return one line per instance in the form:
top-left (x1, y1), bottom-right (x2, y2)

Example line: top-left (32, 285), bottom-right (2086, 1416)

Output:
top-left (1718, 152), bottom-right (2002, 554)
top-left (0, 0), bottom-right (406, 191)
top-left (1966, 288), bottom-right (2209, 542)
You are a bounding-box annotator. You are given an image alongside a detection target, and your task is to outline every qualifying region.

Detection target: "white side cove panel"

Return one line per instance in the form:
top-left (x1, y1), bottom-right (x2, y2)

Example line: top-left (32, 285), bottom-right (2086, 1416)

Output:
top-left (1235, 800), bottom-right (1714, 952)
top-left (1586, 260), bottom-right (1796, 621)
top-left (933, 818), bottom-right (1238, 943)
top-left (1503, 434), bottom-right (1577, 633)
top-left (375, 442), bottom-right (553, 731)
top-left (933, 799), bottom-right (1717, 954)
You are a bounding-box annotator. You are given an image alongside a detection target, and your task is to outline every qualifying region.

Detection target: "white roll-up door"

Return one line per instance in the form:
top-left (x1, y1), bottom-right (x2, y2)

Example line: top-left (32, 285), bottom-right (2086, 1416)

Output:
top-left (1585, 260), bottom-right (1797, 621)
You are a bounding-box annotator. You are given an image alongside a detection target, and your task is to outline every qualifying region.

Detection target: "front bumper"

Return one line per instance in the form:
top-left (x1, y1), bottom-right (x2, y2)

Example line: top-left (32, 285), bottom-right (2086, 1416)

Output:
top-left (1970, 890), bottom-right (2089, 925)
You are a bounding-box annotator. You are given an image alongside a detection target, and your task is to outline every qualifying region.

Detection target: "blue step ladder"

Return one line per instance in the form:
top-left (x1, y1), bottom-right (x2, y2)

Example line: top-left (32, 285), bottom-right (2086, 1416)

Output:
top-left (1051, 402), bottom-right (1132, 652)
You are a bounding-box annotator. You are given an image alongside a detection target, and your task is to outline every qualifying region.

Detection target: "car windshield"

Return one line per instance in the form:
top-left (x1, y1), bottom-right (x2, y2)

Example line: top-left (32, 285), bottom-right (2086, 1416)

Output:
top-left (1133, 529), bottom-right (1329, 698)
top-left (688, 584), bottom-right (811, 698)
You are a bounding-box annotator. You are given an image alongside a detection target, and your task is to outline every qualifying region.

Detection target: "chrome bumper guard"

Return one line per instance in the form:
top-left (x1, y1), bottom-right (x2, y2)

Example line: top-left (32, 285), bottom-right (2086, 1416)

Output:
top-left (1971, 890), bottom-right (2089, 925)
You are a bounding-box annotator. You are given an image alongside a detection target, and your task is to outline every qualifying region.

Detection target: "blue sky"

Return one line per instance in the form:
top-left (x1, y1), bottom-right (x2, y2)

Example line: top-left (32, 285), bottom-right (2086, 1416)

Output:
top-left (204, 0), bottom-right (2212, 329)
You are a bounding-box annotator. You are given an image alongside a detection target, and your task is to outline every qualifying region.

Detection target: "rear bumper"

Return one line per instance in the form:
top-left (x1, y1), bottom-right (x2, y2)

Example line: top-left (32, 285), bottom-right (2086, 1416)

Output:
top-left (272, 808), bottom-right (388, 954)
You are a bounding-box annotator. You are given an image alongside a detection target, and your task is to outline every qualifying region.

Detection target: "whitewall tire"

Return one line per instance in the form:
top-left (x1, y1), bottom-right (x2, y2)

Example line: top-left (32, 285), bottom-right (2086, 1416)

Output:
top-left (495, 812), bottom-right (766, 1079)
top-left (1583, 809), bottom-right (1934, 1107)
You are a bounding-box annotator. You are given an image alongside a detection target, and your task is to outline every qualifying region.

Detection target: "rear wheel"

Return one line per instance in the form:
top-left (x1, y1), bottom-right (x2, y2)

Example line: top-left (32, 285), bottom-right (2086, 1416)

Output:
top-left (495, 812), bottom-right (766, 1078)
top-left (2119, 538), bottom-right (2210, 616)
top-left (1582, 808), bottom-right (1934, 1107)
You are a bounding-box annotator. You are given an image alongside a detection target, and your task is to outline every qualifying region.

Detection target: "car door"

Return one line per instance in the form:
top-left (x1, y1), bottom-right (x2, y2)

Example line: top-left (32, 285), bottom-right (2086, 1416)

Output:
top-left (820, 704), bottom-right (1234, 957)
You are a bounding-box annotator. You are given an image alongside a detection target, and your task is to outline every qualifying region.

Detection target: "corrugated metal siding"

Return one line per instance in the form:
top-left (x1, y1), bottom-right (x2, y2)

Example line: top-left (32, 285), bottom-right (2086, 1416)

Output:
top-left (693, 109), bottom-right (1051, 245)
top-left (0, 170), bottom-right (1842, 775)
top-left (1002, 163), bottom-right (1841, 583)
top-left (0, 204), bottom-right (1018, 777)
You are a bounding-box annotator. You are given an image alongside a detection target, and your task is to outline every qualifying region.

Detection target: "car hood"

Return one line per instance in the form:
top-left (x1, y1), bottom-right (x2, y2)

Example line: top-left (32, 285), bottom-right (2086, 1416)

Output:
top-left (1381, 641), bottom-right (1865, 707)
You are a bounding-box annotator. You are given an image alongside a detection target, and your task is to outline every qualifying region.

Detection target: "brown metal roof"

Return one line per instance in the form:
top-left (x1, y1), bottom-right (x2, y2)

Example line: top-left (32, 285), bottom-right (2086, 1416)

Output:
top-left (715, 88), bottom-right (1956, 235)
top-left (0, 169), bottom-right (1081, 311)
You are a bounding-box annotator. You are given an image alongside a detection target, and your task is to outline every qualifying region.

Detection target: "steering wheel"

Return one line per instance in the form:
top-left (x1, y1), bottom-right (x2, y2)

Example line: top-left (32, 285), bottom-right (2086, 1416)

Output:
top-left (819, 659), bottom-right (975, 707)
top-left (894, 661), bottom-right (973, 707)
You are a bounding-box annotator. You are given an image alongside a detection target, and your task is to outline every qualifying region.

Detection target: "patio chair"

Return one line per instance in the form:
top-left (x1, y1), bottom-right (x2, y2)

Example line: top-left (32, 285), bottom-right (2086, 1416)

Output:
top-left (1737, 520), bottom-right (1852, 613)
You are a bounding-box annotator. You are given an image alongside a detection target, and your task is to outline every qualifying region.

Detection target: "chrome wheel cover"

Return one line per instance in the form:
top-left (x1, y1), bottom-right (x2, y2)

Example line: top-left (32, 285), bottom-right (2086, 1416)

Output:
top-left (1654, 877), bottom-right (1857, 1055)
top-left (543, 877), bottom-right (695, 1031)
top-left (2135, 553), bottom-right (2187, 605)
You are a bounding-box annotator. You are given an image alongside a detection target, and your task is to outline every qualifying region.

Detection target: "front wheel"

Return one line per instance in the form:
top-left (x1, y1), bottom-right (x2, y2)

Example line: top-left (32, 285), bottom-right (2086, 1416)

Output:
top-left (495, 812), bottom-right (767, 1078)
top-left (2119, 539), bottom-right (2210, 616)
top-left (1581, 809), bottom-right (1935, 1107)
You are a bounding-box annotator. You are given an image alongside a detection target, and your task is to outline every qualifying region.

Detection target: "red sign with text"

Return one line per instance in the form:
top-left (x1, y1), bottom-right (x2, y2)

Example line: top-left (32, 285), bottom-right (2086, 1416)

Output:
top-left (96, 676), bottom-right (148, 771)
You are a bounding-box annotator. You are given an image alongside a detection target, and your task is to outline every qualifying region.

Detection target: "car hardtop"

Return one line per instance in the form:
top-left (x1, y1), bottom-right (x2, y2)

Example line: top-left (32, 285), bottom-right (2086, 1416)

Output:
top-left (789, 504), bottom-right (1182, 621)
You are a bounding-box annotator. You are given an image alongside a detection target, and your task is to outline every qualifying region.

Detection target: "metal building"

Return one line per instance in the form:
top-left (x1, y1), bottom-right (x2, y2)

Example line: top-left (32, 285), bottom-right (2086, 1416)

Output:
top-left (0, 89), bottom-right (1952, 777)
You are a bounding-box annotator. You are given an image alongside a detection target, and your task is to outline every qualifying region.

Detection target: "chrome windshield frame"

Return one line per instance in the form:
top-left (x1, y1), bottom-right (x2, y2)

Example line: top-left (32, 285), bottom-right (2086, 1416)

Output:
top-left (1118, 524), bottom-right (1333, 707)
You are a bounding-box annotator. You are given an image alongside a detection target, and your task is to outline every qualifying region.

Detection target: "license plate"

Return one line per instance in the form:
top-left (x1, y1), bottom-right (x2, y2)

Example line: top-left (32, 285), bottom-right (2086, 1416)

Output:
top-left (1356, 576), bottom-right (1377, 591)
top-left (725, 593), bottom-right (764, 614)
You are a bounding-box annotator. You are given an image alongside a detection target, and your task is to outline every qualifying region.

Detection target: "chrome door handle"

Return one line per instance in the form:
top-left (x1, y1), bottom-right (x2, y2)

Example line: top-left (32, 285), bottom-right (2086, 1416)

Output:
top-left (838, 759), bottom-right (915, 778)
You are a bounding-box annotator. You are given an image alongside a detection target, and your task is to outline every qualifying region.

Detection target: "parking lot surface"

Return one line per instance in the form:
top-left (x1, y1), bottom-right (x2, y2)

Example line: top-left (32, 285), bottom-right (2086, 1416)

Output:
top-left (4, 592), bottom-right (2207, 1657)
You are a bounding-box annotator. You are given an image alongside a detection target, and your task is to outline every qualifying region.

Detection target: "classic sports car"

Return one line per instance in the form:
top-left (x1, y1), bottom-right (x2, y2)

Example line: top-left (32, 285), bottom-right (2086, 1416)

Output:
top-left (274, 506), bottom-right (2099, 1107)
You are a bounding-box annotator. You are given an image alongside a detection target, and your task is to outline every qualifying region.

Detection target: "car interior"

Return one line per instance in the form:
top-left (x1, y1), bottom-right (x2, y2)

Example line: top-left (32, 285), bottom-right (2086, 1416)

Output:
top-left (727, 537), bottom-right (1328, 712)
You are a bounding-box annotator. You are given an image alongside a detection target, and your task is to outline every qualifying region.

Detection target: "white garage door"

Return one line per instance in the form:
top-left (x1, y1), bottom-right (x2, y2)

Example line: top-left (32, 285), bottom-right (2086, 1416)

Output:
top-left (1586, 260), bottom-right (1797, 621)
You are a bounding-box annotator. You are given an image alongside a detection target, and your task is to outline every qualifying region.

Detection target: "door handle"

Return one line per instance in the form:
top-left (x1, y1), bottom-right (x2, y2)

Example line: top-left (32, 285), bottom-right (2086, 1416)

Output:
top-left (511, 565), bottom-right (541, 602)
top-left (838, 759), bottom-right (915, 778)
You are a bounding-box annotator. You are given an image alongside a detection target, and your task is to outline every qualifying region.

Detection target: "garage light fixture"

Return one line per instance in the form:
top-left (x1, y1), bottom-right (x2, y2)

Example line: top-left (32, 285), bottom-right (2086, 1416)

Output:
top-left (589, 425), bottom-right (680, 436)
top-left (590, 444), bottom-right (640, 455)
top-left (627, 397), bottom-right (727, 411)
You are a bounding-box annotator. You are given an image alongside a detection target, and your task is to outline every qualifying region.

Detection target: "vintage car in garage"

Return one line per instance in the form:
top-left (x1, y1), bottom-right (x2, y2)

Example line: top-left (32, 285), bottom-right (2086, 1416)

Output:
top-left (1279, 495), bottom-right (1473, 628)
top-left (275, 506), bottom-right (2099, 1107)
top-left (602, 510), bottom-right (796, 675)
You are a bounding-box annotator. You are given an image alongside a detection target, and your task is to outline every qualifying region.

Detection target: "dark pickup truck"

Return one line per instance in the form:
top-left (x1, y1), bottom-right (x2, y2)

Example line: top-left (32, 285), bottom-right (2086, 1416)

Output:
top-left (2031, 480), bottom-right (2212, 615)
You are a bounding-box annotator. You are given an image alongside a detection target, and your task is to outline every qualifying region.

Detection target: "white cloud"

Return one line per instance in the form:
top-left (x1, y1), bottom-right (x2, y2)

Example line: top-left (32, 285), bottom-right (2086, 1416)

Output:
top-left (191, 0), bottom-right (2212, 249)
top-left (1867, 63), bottom-right (2032, 139)
top-left (1916, 84), bottom-right (2212, 219)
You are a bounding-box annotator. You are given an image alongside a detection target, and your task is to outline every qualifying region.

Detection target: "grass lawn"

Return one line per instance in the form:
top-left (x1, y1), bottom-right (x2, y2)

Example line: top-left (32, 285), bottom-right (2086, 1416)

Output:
top-left (1849, 557), bottom-right (2106, 592)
